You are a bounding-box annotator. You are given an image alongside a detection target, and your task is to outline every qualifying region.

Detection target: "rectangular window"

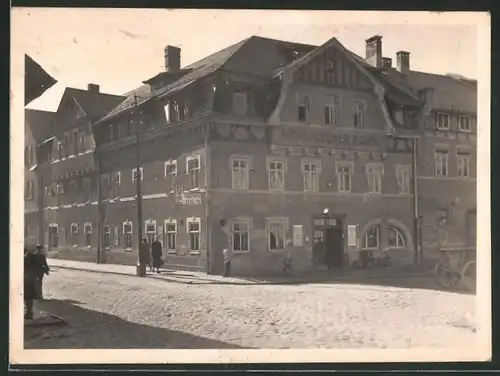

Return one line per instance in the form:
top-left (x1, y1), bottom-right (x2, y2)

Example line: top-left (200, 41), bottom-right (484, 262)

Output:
top-left (232, 221), bottom-right (250, 252)
top-left (71, 223), bottom-right (79, 246)
top-left (103, 225), bottom-right (110, 248)
top-left (459, 115), bottom-right (472, 132)
top-left (73, 130), bottom-right (79, 154)
top-left (231, 158), bottom-right (250, 190)
top-left (164, 220), bottom-right (177, 253)
top-left (268, 159), bottom-right (285, 190)
top-left (435, 149), bottom-right (449, 177)
top-left (268, 219), bottom-right (286, 251)
top-left (114, 227), bottom-right (121, 247)
top-left (25, 180), bottom-right (34, 200)
top-left (436, 113), bottom-right (450, 130)
top-left (57, 141), bottom-right (64, 160)
top-left (325, 95), bottom-right (340, 125)
top-left (123, 221), bottom-right (133, 250)
top-left (232, 93), bottom-right (248, 116)
top-left (353, 101), bottom-right (364, 128)
top-left (64, 132), bottom-right (70, 155)
top-left (100, 174), bottom-right (110, 197)
top-left (49, 224), bottom-right (59, 248)
top-left (83, 177), bottom-right (91, 201)
top-left (366, 163), bottom-right (383, 194)
top-left (164, 102), bottom-right (171, 124)
top-left (79, 133), bottom-right (86, 152)
top-left (165, 160), bottom-right (177, 192)
top-left (337, 163), bottom-right (353, 193)
top-left (395, 165), bottom-right (411, 194)
top-left (302, 160), bottom-right (320, 191)
top-left (188, 220), bottom-right (200, 253)
top-left (111, 171), bottom-right (121, 197)
top-left (132, 167), bottom-right (144, 182)
top-left (57, 182), bottom-right (65, 195)
top-left (457, 151), bottom-right (471, 178)
top-left (297, 93), bottom-right (310, 122)
top-left (187, 156), bottom-right (200, 190)
top-left (84, 222), bottom-right (92, 247)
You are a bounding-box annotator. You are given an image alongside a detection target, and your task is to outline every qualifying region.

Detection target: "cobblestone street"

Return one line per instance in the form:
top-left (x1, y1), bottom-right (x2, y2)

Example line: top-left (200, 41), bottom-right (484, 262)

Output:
top-left (25, 268), bottom-right (477, 349)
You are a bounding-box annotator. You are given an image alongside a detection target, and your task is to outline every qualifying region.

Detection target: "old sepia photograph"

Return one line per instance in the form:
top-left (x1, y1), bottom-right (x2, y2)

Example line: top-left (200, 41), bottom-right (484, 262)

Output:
top-left (10, 8), bottom-right (491, 364)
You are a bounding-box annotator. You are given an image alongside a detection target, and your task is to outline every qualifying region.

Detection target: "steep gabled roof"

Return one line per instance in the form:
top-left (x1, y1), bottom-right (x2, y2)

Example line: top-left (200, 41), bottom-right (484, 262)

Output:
top-left (63, 88), bottom-right (125, 121)
top-left (98, 36), bottom-right (315, 123)
top-left (25, 109), bottom-right (56, 143)
top-left (404, 71), bottom-right (476, 112)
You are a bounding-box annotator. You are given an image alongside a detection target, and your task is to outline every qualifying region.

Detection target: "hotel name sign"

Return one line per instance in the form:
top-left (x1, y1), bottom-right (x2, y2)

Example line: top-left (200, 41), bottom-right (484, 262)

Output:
top-left (274, 128), bottom-right (384, 149)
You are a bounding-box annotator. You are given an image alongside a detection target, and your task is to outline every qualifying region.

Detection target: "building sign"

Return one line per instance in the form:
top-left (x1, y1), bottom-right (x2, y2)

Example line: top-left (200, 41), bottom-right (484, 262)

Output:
top-left (276, 129), bottom-right (381, 148)
top-left (347, 225), bottom-right (358, 247)
top-left (175, 185), bottom-right (184, 205)
top-left (293, 225), bottom-right (303, 247)
top-left (182, 192), bottom-right (202, 205)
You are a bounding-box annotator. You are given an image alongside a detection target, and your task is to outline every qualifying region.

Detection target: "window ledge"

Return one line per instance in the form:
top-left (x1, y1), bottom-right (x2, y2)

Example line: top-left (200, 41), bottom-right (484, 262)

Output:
top-left (125, 248), bottom-right (133, 252)
top-left (166, 250), bottom-right (177, 254)
top-left (269, 249), bottom-right (286, 252)
top-left (189, 251), bottom-right (201, 255)
top-left (233, 250), bottom-right (250, 254)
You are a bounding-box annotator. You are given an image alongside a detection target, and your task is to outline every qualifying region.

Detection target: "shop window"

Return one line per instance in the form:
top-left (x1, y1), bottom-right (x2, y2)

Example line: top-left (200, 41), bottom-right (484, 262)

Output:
top-left (388, 226), bottom-right (405, 248)
top-left (364, 225), bottom-right (380, 249)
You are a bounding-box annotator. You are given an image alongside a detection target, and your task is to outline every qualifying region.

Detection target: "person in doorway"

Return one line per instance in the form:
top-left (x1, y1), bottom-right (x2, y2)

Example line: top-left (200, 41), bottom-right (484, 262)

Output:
top-left (151, 236), bottom-right (163, 274)
top-left (24, 246), bottom-right (43, 320)
top-left (283, 252), bottom-right (293, 274)
top-left (223, 248), bottom-right (231, 277)
top-left (35, 244), bottom-right (50, 298)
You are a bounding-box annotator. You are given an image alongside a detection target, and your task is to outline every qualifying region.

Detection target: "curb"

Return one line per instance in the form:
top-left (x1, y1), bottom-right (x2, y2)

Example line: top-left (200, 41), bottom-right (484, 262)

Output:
top-left (52, 264), bottom-right (433, 286)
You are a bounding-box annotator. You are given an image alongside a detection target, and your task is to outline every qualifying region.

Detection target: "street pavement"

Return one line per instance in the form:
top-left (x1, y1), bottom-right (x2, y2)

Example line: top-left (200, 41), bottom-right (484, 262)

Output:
top-left (24, 266), bottom-right (477, 349)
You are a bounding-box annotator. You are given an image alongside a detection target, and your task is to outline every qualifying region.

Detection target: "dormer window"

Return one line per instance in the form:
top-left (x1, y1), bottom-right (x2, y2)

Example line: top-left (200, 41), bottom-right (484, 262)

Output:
top-left (297, 93), bottom-right (310, 122)
top-left (436, 112), bottom-right (450, 131)
top-left (233, 93), bottom-right (248, 116)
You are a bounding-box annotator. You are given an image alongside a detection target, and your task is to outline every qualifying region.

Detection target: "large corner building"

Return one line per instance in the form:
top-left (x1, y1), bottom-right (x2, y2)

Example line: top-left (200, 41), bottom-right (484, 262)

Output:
top-left (26, 34), bottom-right (477, 277)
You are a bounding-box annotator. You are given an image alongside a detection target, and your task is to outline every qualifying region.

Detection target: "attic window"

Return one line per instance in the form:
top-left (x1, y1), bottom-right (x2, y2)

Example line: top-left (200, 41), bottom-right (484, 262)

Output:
top-left (233, 93), bottom-right (248, 116)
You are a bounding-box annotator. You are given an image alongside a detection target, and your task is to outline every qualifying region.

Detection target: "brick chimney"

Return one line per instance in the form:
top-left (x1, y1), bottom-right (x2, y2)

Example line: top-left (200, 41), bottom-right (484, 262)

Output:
top-left (87, 83), bottom-right (100, 93)
top-left (164, 45), bottom-right (181, 73)
top-left (382, 57), bottom-right (392, 69)
top-left (365, 35), bottom-right (382, 68)
top-left (396, 51), bottom-right (410, 74)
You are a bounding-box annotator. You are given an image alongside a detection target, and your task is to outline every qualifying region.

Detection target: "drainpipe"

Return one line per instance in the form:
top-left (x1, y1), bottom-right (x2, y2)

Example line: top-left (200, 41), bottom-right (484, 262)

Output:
top-left (204, 123), bottom-right (212, 274)
top-left (96, 154), bottom-right (103, 264)
top-left (412, 138), bottom-right (420, 265)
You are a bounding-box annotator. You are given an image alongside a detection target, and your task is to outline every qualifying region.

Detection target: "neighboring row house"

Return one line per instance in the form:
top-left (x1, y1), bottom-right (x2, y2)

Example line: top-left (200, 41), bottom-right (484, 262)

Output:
top-left (40, 85), bottom-right (125, 262)
top-left (29, 34), bottom-right (477, 277)
top-left (24, 109), bottom-right (55, 245)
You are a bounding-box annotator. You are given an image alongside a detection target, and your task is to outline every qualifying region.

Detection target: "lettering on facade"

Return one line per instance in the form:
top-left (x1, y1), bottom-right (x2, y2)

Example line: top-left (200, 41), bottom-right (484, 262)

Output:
top-left (175, 185), bottom-right (202, 205)
top-left (279, 129), bottom-right (380, 148)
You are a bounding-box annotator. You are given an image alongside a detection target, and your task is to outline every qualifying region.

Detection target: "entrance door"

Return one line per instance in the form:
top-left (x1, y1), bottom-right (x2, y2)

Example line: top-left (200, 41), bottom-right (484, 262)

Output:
top-left (49, 225), bottom-right (58, 249)
top-left (324, 227), bottom-right (343, 269)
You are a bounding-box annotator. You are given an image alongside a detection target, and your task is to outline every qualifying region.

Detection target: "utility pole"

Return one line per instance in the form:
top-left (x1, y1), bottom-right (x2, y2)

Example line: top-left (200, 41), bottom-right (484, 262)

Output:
top-left (134, 94), bottom-right (145, 277)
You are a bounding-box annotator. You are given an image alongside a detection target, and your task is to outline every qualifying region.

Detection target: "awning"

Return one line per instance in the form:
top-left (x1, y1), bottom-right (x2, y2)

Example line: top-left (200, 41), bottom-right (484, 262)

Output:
top-left (25, 54), bottom-right (57, 105)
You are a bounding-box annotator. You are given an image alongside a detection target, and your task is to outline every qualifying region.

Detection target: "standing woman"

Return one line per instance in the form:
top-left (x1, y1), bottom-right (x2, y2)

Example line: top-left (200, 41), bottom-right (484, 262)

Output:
top-left (24, 246), bottom-right (43, 320)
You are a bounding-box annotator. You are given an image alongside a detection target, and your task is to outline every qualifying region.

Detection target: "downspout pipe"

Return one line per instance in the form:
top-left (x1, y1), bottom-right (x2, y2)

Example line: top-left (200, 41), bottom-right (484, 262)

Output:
top-left (204, 123), bottom-right (212, 274)
top-left (412, 138), bottom-right (421, 265)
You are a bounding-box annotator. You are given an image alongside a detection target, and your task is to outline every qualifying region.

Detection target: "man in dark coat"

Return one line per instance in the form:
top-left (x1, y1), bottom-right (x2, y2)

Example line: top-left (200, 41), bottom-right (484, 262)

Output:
top-left (138, 238), bottom-right (150, 275)
top-left (151, 237), bottom-right (163, 274)
top-left (35, 245), bottom-right (50, 298)
top-left (24, 246), bottom-right (44, 319)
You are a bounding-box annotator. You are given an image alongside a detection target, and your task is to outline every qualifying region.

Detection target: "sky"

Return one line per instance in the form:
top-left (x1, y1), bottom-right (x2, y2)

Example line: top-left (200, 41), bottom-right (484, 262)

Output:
top-left (12, 9), bottom-right (481, 112)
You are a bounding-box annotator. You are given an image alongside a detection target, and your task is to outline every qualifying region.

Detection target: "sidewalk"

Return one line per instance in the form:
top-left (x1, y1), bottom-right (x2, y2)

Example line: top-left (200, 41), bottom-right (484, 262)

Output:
top-left (48, 258), bottom-right (433, 286)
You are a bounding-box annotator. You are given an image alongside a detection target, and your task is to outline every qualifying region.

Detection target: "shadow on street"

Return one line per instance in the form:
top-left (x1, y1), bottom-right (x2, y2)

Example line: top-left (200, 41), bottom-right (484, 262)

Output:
top-left (24, 298), bottom-right (249, 349)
